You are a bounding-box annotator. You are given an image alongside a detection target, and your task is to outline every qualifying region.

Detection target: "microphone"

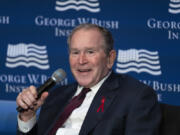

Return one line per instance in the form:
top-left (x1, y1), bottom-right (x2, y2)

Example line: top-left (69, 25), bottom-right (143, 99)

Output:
top-left (16, 68), bottom-right (66, 112)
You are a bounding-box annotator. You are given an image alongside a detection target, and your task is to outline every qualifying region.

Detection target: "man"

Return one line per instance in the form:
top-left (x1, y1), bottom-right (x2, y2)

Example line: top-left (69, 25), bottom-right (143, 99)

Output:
top-left (16, 24), bottom-right (161, 135)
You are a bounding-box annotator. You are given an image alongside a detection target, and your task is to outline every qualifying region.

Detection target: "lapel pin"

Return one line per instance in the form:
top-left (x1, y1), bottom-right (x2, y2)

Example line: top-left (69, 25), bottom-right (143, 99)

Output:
top-left (97, 96), bottom-right (105, 112)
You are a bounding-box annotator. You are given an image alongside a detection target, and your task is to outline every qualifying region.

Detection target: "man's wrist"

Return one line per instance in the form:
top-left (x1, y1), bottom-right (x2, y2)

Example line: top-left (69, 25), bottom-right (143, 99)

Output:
top-left (19, 111), bottom-right (36, 122)
top-left (18, 114), bottom-right (37, 133)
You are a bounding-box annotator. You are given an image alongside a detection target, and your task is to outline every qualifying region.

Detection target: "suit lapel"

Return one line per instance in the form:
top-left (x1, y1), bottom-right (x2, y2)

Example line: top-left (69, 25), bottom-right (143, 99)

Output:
top-left (79, 73), bottom-right (121, 135)
top-left (44, 84), bottom-right (78, 135)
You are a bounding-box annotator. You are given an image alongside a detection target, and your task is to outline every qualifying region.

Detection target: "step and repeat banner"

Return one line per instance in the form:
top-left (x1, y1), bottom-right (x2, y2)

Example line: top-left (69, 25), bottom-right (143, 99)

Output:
top-left (0, 0), bottom-right (180, 134)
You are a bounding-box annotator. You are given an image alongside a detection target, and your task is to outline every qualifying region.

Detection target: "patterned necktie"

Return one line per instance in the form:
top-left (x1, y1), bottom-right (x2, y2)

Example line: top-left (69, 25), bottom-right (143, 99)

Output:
top-left (49, 88), bottom-right (91, 135)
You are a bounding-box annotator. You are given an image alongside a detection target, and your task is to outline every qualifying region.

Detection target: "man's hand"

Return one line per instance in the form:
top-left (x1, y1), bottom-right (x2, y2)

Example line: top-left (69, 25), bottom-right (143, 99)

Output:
top-left (16, 85), bottom-right (49, 122)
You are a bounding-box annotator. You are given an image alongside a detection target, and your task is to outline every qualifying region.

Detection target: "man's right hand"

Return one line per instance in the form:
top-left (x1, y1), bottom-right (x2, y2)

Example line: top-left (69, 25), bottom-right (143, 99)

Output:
top-left (16, 85), bottom-right (49, 122)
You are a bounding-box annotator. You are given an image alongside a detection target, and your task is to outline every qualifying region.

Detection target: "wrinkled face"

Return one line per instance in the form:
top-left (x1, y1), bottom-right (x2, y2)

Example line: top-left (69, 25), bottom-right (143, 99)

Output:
top-left (69, 28), bottom-right (116, 88)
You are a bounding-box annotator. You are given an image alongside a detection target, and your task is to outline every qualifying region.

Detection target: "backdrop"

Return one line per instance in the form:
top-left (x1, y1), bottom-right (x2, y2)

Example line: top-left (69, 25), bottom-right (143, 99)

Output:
top-left (0, 0), bottom-right (180, 134)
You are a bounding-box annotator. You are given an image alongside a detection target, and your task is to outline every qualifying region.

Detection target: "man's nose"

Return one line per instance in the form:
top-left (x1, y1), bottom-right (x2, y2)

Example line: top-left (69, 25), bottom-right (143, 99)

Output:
top-left (79, 53), bottom-right (87, 64)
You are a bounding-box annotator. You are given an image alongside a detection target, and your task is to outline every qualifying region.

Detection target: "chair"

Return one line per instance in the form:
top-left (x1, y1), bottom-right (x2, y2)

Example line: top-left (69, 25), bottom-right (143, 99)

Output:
top-left (160, 103), bottom-right (180, 135)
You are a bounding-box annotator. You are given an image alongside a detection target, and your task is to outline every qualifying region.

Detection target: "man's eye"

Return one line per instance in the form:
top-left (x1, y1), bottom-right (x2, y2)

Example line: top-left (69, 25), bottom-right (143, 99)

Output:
top-left (71, 51), bottom-right (79, 55)
top-left (87, 50), bottom-right (94, 54)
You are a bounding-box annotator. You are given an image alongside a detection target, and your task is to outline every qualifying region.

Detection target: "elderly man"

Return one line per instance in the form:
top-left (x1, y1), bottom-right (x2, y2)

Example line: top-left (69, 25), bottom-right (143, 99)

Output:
top-left (16, 23), bottom-right (161, 135)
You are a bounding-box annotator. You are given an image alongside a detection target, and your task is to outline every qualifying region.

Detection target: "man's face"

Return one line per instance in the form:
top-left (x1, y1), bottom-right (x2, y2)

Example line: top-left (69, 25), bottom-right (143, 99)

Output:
top-left (69, 28), bottom-right (115, 88)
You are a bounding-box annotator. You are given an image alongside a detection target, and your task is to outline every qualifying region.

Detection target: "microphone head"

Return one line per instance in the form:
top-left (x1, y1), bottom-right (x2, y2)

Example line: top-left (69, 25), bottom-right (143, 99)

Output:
top-left (51, 68), bottom-right (66, 83)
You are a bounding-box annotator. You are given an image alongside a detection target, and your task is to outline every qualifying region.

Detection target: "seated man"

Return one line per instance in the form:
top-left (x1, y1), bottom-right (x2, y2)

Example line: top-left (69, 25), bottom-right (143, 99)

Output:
top-left (16, 23), bottom-right (161, 135)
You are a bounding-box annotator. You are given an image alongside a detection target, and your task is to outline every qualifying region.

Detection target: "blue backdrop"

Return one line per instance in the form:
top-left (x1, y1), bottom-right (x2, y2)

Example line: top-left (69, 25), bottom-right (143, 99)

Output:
top-left (0, 0), bottom-right (180, 134)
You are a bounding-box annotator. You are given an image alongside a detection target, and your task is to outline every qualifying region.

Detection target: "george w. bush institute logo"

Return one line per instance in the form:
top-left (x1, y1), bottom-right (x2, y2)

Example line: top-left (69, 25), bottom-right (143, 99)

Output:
top-left (116, 49), bottom-right (162, 76)
top-left (55, 0), bottom-right (100, 13)
top-left (5, 43), bottom-right (50, 70)
top-left (168, 0), bottom-right (180, 14)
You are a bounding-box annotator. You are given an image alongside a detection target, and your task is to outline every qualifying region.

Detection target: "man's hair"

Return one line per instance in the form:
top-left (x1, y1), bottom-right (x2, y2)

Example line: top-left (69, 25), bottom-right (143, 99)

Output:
top-left (67, 23), bottom-right (114, 55)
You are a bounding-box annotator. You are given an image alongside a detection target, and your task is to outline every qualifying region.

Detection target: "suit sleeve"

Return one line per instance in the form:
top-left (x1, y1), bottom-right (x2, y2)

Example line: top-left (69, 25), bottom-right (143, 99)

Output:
top-left (125, 86), bottom-right (162, 135)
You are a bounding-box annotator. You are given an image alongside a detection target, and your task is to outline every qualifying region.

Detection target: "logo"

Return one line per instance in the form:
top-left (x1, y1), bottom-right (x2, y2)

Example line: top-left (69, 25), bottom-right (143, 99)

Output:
top-left (116, 49), bottom-right (161, 76)
top-left (0, 16), bottom-right (9, 24)
top-left (168, 0), bottom-right (180, 14)
top-left (5, 43), bottom-right (50, 70)
top-left (55, 0), bottom-right (100, 13)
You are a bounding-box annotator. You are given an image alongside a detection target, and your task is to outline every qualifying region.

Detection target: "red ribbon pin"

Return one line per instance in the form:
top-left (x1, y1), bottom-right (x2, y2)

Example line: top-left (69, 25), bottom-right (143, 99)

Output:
top-left (97, 96), bottom-right (105, 112)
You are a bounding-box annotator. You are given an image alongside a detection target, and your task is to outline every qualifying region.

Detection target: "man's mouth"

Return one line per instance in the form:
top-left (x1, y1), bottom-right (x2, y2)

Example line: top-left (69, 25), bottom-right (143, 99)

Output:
top-left (78, 69), bottom-right (91, 72)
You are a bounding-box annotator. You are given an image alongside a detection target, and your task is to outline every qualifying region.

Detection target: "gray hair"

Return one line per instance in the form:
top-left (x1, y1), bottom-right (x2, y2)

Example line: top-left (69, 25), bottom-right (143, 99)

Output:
top-left (67, 23), bottom-right (114, 55)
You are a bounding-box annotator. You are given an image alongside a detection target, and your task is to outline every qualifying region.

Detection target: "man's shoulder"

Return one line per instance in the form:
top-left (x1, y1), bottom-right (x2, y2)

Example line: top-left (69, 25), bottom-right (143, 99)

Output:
top-left (49, 82), bottom-right (77, 96)
top-left (44, 82), bottom-right (77, 103)
top-left (109, 72), bottom-right (158, 108)
top-left (110, 72), bottom-right (143, 86)
top-left (110, 72), bottom-right (154, 94)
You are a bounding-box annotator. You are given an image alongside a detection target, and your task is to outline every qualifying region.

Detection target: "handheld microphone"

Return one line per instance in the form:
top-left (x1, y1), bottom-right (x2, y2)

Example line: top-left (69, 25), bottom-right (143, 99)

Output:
top-left (16, 68), bottom-right (66, 112)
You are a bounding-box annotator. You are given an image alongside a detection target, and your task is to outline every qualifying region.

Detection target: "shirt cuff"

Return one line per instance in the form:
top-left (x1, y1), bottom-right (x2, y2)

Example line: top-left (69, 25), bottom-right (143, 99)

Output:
top-left (17, 114), bottom-right (37, 133)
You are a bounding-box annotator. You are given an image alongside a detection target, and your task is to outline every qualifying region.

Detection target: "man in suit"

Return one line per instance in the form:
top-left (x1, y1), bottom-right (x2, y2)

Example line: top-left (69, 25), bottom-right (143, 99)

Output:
top-left (16, 23), bottom-right (161, 135)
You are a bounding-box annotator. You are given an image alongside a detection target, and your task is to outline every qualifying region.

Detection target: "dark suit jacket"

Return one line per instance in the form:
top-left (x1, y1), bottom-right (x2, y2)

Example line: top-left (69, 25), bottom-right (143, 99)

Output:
top-left (17, 72), bottom-right (161, 135)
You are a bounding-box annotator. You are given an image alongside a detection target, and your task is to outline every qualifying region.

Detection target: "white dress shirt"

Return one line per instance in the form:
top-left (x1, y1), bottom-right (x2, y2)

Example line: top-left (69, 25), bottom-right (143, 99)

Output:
top-left (18, 72), bottom-right (111, 135)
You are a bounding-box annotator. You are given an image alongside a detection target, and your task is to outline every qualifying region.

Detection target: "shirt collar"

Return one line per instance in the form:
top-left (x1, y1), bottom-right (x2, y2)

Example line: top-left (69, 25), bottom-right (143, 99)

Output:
top-left (76, 71), bottom-right (111, 95)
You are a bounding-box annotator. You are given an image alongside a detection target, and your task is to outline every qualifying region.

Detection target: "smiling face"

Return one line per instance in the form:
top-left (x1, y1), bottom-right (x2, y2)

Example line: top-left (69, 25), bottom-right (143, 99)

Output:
top-left (69, 28), bottom-right (116, 88)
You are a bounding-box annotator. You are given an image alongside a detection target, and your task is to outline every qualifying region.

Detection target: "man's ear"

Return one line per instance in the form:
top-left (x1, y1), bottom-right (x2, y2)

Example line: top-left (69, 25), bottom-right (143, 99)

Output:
top-left (107, 50), bottom-right (116, 69)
